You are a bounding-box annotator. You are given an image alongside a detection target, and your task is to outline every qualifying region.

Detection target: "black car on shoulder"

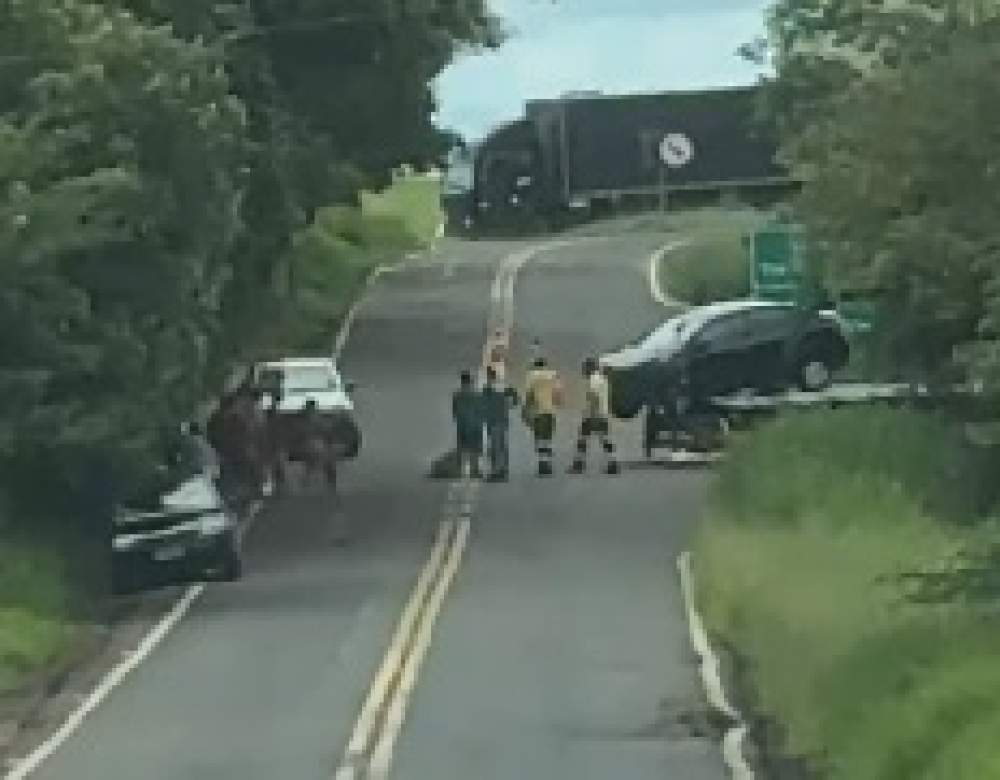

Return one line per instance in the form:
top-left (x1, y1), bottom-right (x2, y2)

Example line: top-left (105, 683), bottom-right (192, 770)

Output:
top-left (111, 429), bottom-right (242, 594)
top-left (599, 301), bottom-right (850, 419)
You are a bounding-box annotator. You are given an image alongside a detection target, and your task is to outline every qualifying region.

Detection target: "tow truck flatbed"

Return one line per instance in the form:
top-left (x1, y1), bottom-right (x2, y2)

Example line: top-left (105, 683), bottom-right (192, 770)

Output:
top-left (641, 382), bottom-right (998, 461)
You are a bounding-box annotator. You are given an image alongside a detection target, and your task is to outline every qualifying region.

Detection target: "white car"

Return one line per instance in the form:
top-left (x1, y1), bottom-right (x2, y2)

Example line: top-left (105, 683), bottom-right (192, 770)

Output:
top-left (251, 357), bottom-right (361, 458)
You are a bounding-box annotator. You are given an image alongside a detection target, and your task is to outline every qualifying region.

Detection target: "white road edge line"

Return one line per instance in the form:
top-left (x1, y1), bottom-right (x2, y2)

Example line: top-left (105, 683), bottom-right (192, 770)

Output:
top-left (648, 240), bottom-right (690, 307)
top-left (677, 552), bottom-right (754, 780)
top-left (4, 584), bottom-right (205, 780)
top-left (6, 261), bottom-right (381, 780)
top-left (333, 520), bottom-right (455, 780)
top-left (367, 519), bottom-right (472, 780)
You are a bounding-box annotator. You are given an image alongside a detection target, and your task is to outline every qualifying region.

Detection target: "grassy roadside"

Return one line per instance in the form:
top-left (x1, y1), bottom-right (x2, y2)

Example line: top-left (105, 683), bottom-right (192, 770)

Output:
top-left (361, 174), bottom-right (443, 247)
top-left (693, 408), bottom-right (1000, 778)
top-left (659, 208), bottom-right (770, 305)
top-left (266, 175), bottom-right (438, 353)
top-left (0, 542), bottom-right (75, 695)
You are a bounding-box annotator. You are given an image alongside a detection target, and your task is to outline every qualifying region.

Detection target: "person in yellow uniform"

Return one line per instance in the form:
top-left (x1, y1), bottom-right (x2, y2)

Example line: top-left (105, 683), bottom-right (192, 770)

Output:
top-left (570, 357), bottom-right (619, 475)
top-left (523, 356), bottom-right (564, 476)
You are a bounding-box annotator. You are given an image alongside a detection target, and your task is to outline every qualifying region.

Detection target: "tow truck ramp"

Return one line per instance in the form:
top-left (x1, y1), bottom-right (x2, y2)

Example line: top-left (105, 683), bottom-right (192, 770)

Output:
top-left (638, 382), bottom-right (995, 465)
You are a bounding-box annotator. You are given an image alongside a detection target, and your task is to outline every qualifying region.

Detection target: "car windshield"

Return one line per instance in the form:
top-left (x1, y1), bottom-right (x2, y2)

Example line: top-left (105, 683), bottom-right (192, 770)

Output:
top-left (122, 433), bottom-right (205, 511)
top-left (281, 366), bottom-right (339, 392)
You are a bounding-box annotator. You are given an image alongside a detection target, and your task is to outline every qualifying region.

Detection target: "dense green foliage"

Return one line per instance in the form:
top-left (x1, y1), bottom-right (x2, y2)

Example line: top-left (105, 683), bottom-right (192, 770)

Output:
top-left (0, 1), bottom-right (491, 520)
top-left (754, 0), bottom-right (1000, 383)
top-left (696, 409), bottom-right (1000, 778)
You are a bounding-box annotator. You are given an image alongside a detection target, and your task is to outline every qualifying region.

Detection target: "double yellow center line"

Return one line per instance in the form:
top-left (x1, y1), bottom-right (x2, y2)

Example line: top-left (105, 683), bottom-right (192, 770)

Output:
top-left (333, 480), bottom-right (478, 780)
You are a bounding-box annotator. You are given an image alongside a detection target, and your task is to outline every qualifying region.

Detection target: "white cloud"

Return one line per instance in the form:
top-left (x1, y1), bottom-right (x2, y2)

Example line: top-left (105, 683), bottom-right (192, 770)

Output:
top-left (436, 3), bottom-right (771, 138)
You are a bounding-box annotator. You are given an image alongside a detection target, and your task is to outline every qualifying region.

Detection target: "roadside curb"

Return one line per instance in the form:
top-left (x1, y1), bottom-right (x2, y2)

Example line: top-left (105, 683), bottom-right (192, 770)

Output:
top-left (677, 551), bottom-right (754, 780)
top-left (649, 240), bottom-right (690, 309)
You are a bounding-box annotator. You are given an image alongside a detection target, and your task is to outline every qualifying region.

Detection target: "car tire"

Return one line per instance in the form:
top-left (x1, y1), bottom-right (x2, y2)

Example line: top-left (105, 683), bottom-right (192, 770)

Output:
top-left (797, 352), bottom-right (834, 391)
top-left (213, 533), bottom-right (243, 582)
top-left (608, 370), bottom-right (644, 420)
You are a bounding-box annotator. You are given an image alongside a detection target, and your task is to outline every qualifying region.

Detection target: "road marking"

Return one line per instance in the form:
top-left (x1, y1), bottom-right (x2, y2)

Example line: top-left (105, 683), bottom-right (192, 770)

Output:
top-left (677, 552), bottom-right (753, 780)
top-left (367, 519), bottom-right (472, 780)
top-left (4, 585), bottom-right (205, 780)
top-left (334, 520), bottom-right (456, 780)
top-left (6, 267), bottom-right (379, 779)
top-left (648, 240), bottom-right (689, 307)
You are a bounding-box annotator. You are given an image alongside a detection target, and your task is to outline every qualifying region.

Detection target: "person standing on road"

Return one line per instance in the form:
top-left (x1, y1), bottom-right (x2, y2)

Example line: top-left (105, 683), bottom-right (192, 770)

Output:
top-left (482, 365), bottom-right (518, 481)
top-left (452, 371), bottom-right (484, 479)
top-left (570, 357), bottom-right (619, 475)
top-left (523, 356), bottom-right (564, 476)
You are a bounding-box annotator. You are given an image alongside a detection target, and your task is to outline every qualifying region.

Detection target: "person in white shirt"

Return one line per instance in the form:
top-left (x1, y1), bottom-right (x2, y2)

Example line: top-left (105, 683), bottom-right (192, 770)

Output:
top-left (570, 357), bottom-right (619, 475)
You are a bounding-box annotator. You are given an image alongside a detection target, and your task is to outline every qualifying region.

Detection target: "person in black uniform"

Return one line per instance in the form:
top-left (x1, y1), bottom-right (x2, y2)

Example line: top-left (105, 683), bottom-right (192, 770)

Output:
top-left (452, 371), bottom-right (484, 478)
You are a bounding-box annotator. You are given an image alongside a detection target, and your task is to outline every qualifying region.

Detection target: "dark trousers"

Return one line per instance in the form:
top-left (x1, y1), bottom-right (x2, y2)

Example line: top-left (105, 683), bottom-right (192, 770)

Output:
top-left (456, 426), bottom-right (483, 478)
top-left (571, 416), bottom-right (618, 473)
top-left (532, 413), bottom-right (555, 474)
top-left (487, 425), bottom-right (509, 476)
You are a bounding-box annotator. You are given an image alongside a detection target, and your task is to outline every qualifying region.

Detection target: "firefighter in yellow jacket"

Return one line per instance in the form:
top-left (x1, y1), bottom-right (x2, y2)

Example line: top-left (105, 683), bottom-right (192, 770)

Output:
top-left (570, 357), bottom-right (619, 475)
top-left (523, 356), bottom-right (564, 476)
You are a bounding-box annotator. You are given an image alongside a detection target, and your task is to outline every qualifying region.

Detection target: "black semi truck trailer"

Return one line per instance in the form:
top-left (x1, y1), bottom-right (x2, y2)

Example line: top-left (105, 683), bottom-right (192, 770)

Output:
top-left (448, 86), bottom-right (798, 232)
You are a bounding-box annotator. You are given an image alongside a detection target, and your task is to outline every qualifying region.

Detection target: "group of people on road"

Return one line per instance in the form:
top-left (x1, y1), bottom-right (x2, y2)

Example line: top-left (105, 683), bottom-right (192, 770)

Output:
top-left (451, 339), bottom-right (619, 480)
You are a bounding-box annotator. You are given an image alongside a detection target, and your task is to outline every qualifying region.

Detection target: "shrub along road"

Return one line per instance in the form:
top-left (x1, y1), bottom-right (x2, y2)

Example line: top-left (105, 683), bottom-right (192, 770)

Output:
top-left (10, 232), bottom-right (727, 780)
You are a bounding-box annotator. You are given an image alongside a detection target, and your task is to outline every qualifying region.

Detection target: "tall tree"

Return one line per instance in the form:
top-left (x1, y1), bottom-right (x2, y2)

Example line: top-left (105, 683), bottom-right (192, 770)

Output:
top-left (755, 0), bottom-right (1000, 382)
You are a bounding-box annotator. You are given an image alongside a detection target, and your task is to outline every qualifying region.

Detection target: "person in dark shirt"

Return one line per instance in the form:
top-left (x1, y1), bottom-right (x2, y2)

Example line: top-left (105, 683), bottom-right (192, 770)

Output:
top-left (481, 365), bottom-right (518, 481)
top-left (452, 370), bottom-right (484, 479)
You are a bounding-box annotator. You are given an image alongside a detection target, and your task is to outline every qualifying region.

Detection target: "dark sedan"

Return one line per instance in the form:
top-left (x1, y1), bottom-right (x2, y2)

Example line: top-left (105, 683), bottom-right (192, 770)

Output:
top-left (599, 300), bottom-right (850, 419)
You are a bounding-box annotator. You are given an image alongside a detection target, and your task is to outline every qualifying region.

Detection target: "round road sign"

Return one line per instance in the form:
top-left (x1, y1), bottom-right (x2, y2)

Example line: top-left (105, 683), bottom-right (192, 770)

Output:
top-left (659, 133), bottom-right (694, 169)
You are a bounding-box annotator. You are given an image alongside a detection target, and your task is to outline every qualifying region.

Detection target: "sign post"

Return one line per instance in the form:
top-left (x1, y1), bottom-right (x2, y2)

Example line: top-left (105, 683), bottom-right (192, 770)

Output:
top-left (658, 132), bottom-right (694, 212)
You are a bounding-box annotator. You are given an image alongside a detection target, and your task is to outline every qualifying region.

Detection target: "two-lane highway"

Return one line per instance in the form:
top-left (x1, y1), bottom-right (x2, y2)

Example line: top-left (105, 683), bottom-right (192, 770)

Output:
top-left (13, 232), bottom-right (726, 780)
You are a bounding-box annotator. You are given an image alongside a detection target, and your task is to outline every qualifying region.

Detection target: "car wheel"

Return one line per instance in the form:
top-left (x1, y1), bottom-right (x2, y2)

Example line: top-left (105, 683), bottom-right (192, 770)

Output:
top-left (798, 355), bottom-right (833, 391)
top-left (213, 533), bottom-right (243, 582)
top-left (608, 370), bottom-right (644, 420)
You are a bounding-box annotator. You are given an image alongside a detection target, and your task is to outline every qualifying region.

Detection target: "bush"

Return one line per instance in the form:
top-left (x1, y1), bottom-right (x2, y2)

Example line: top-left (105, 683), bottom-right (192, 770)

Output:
top-left (269, 205), bottom-right (419, 354)
top-left (0, 542), bottom-right (72, 692)
top-left (713, 408), bottom-right (990, 525)
top-left (360, 175), bottom-right (444, 246)
top-left (659, 208), bottom-right (769, 304)
top-left (318, 206), bottom-right (417, 253)
top-left (662, 236), bottom-right (751, 304)
top-left (694, 407), bottom-right (1000, 777)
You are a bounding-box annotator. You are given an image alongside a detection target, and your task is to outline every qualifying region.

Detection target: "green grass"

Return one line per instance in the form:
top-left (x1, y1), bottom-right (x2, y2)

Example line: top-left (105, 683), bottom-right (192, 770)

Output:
top-left (659, 208), bottom-right (770, 304)
top-left (693, 408), bottom-right (1000, 778)
top-left (0, 542), bottom-right (73, 693)
top-left (360, 174), bottom-right (443, 247)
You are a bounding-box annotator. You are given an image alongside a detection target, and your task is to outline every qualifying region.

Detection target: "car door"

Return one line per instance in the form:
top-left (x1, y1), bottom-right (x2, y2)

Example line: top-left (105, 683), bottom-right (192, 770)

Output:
top-left (686, 312), bottom-right (754, 397)
top-left (742, 307), bottom-right (796, 391)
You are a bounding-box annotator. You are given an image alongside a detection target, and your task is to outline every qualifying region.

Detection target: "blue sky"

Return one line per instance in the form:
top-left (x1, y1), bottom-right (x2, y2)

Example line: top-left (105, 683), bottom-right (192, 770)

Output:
top-left (435, 0), bottom-right (772, 139)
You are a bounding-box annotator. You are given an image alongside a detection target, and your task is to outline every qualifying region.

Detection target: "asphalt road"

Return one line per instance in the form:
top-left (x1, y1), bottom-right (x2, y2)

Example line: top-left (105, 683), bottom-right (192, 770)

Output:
top-left (24, 233), bottom-right (726, 780)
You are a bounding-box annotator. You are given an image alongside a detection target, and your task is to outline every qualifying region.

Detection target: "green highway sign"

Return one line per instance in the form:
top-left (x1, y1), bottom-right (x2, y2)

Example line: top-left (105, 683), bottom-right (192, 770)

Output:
top-left (750, 224), bottom-right (806, 304)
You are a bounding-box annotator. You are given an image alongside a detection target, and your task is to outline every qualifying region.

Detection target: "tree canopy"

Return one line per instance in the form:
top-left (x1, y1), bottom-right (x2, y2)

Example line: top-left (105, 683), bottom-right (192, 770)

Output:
top-left (0, 0), bottom-right (496, 516)
top-left (755, 0), bottom-right (1000, 382)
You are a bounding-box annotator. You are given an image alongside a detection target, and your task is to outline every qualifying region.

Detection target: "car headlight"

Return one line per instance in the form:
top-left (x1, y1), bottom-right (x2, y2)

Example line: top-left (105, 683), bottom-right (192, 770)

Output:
top-left (113, 534), bottom-right (141, 552)
top-left (199, 512), bottom-right (232, 536)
